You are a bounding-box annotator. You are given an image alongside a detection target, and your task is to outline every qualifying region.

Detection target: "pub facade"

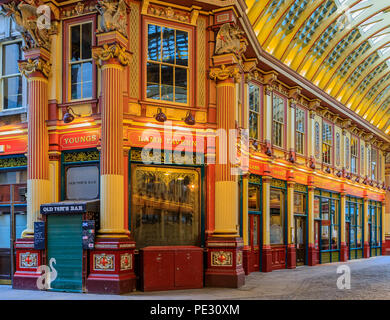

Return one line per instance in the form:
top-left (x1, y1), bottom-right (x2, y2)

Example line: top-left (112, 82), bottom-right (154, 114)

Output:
top-left (0, 0), bottom-right (389, 293)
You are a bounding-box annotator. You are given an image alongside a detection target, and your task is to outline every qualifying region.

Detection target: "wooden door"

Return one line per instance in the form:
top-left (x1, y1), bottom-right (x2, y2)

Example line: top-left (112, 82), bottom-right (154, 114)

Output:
top-left (346, 222), bottom-right (350, 259)
top-left (249, 214), bottom-right (260, 272)
top-left (295, 216), bottom-right (306, 266)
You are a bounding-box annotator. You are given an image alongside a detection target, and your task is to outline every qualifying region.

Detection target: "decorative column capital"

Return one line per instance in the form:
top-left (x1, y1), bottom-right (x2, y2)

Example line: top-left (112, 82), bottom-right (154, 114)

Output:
top-left (18, 57), bottom-right (51, 79)
top-left (209, 64), bottom-right (241, 83)
top-left (92, 43), bottom-right (132, 68)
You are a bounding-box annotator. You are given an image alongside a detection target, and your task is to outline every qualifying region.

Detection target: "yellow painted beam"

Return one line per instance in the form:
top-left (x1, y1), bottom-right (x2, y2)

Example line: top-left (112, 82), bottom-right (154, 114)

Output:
top-left (352, 68), bottom-right (390, 113)
top-left (255, 0), bottom-right (296, 47)
top-left (273, 0), bottom-right (327, 60)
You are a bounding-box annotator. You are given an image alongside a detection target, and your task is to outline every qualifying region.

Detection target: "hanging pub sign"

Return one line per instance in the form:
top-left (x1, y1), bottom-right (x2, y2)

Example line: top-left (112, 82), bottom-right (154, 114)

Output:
top-left (34, 221), bottom-right (45, 250)
top-left (82, 220), bottom-right (95, 250)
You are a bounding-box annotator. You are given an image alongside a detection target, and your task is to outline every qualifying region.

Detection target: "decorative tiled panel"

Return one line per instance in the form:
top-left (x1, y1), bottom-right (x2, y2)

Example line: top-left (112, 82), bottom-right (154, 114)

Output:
top-left (211, 251), bottom-right (233, 267)
top-left (93, 254), bottom-right (115, 271)
top-left (237, 251), bottom-right (242, 266)
top-left (120, 253), bottom-right (132, 271)
top-left (20, 252), bottom-right (38, 268)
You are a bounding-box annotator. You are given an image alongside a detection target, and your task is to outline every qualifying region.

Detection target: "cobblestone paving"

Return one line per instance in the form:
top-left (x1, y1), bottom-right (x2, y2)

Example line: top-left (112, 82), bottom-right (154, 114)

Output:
top-left (1, 256), bottom-right (390, 300)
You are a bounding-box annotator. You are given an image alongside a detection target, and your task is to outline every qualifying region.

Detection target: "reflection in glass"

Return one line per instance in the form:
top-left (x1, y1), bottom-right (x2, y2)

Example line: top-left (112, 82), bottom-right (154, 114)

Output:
top-left (248, 185), bottom-right (260, 211)
top-left (294, 192), bottom-right (306, 214)
top-left (270, 188), bottom-right (284, 245)
top-left (69, 22), bottom-right (93, 100)
top-left (147, 24), bottom-right (189, 103)
top-left (131, 165), bottom-right (200, 248)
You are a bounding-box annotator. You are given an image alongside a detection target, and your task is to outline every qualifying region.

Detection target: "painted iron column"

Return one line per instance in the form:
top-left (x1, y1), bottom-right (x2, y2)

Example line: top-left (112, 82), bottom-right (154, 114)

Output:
top-left (92, 38), bottom-right (131, 238)
top-left (205, 55), bottom-right (245, 288)
top-left (18, 50), bottom-right (52, 238)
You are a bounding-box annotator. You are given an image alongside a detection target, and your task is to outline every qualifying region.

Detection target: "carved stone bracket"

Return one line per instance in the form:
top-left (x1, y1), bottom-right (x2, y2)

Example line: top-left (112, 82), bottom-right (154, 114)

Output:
top-left (96, 0), bottom-right (129, 36)
top-left (18, 57), bottom-right (51, 79)
top-left (209, 64), bottom-right (241, 82)
top-left (92, 43), bottom-right (132, 67)
top-left (2, 1), bottom-right (54, 51)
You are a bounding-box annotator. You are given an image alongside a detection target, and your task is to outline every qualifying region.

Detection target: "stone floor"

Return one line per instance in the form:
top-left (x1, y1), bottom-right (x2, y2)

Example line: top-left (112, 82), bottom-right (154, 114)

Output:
top-left (1, 256), bottom-right (390, 300)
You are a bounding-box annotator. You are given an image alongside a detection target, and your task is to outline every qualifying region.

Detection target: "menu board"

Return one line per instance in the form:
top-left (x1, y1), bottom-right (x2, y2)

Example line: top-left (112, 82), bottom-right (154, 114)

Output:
top-left (82, 220), bottom-right (95, 250)
top-left (34, 222), bottom-right (45, 250)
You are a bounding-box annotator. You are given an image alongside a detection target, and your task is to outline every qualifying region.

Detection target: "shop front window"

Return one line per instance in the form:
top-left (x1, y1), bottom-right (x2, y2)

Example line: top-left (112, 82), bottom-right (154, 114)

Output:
top-left (131, 165), bottom-right (200, 248)
top-left (248, 184), bottom-right (260, 211)
top-left (369, 202), bottom-right (381, 248)
top-left (320, 196), bottom-right (339, 251)
top-left (294, 192), bottom-right (306, 215)
top-left (147, 24), bottom-right (189, 104)
top-left (270, 188), bottom-right (285, 245)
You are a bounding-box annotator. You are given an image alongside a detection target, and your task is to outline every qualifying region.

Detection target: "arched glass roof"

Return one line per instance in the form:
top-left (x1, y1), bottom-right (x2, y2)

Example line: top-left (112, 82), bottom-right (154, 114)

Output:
top-left (246, 0), bottom-right (390, 135)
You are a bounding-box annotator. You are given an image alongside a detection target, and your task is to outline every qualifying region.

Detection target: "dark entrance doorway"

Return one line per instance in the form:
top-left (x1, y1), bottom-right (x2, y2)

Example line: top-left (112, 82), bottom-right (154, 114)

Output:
top-left (294, 216), bottom-right (306, 266)
top-left (249, 214), bottom-right (261, 272)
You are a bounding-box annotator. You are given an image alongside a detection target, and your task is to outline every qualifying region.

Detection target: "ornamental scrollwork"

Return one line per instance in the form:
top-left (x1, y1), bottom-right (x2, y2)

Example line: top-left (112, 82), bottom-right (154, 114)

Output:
top-left (1, 0), bottom-right (54, 51)
top-left (209, 64), bottom-right (241, 82)
top-left (96, 0), bottom-right (128, 36)
top-left (18, 57), bottom-right (51, 78)
top-left (92, 43), bottom-right (132, 67)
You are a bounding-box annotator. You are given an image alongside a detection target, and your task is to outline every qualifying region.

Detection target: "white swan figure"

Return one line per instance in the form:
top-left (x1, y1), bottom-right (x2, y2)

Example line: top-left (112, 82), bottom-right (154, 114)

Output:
top-left (36, 258), bottom-right (57, 290)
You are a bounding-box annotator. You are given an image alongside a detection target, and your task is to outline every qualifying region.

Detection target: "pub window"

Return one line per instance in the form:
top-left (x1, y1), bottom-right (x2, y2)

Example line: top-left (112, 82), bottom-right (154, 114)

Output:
top-left (322, 122), bottom-right (332, 165)
top-left (270, 188), bottom-right (285, 244)
top-left (65, 165), bottom-right (99, 200)
top-left (360, 146), bottom-right (364, 173)
top-left (131, 165), bottom-right (200, 248)
top-left (0, 41), bottom-right (25, 110)
top-left (146, 24), bottom-right (189, 104)
top-left (295, 107), bottom-right (305, 155)
top-left (371, 148), bottom-right (377, 181)
top-left (351, 137), bottom-right (358, 174)
top-left (249, 83), bottom-right (261, 140)
top-left (272, 94), bottom-right (285, 148)
top-left (69, 22), bottom-right (93, 100)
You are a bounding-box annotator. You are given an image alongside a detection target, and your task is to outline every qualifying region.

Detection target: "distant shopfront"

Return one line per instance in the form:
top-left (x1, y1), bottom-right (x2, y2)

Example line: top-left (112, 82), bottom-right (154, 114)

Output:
top-left (0, 155), bottom-right (27, 281)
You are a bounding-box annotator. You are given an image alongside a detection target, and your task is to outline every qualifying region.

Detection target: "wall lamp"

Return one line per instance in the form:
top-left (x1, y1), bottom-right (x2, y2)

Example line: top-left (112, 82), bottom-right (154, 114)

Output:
top-left (183, 111), bottom-right (195, 126)
top-left (63, 107), bottom-right (81, 124)
top-left (155, 108), bottom-right (167, 123)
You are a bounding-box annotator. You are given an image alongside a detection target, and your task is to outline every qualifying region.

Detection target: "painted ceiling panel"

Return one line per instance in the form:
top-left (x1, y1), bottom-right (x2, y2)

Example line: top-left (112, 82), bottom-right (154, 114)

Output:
top-left (247, 0), bottom-right (390, 135)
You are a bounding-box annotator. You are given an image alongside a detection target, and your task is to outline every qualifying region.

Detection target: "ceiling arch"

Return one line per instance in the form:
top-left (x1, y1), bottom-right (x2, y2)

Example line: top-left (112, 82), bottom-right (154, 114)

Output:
top-left (247, 0), bottom-right (390, 136)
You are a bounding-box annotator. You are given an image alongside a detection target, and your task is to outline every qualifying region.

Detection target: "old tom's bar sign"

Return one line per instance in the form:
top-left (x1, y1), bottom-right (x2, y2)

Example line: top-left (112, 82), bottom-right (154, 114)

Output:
top-left (60, 131), bottom-right (99, 150)
top-left (41, 203), bottom-right (87, 214)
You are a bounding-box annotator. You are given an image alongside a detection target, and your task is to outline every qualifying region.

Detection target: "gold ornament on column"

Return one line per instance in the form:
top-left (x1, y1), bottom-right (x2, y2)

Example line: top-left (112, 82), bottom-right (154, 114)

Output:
top-left (18, 57), bottom-right (51, 78)
top-left (92, 43), bottom-right (132, 67)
